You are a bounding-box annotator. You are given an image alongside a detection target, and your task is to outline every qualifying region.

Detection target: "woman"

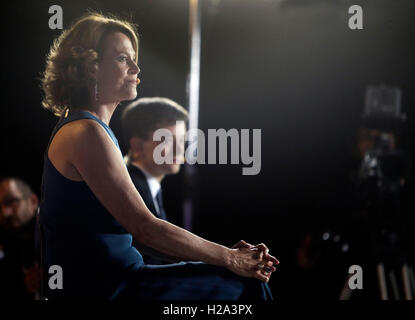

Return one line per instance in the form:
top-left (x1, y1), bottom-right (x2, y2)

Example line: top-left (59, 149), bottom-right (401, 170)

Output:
top-left (39, 12), bottom-right (279, 299)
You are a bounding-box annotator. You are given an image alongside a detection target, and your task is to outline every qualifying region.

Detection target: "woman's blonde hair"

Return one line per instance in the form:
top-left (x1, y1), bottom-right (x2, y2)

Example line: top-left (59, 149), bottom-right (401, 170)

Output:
top-left (41, 12), bottom-right (139, 117)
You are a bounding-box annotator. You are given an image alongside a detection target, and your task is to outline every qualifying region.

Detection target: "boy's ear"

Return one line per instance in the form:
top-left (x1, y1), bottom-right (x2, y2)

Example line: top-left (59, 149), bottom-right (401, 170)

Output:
top-left (130, 136), bottom-right (145, 153)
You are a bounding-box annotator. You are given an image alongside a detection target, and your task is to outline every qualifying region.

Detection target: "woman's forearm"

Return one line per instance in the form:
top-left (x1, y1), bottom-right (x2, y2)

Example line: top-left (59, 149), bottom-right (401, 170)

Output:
top-left (136, 217), bottom-right (233, 268)
top-left (134, 242), bottom-right (182, 263)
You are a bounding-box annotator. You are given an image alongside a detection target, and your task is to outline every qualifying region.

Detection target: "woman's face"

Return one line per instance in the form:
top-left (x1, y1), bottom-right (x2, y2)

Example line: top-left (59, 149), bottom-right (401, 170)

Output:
top-left (95, 31), bottom-right (140, 103)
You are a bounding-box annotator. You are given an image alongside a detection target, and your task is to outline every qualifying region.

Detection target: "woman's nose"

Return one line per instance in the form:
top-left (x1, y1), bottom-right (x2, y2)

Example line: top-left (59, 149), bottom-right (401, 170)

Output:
top-left (129, 61), bottom-right (140, 74)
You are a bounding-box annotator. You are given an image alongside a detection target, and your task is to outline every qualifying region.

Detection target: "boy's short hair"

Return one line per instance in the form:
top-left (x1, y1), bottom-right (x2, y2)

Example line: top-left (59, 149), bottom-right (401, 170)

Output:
top-left (121, 97), bottom-right (189, 145)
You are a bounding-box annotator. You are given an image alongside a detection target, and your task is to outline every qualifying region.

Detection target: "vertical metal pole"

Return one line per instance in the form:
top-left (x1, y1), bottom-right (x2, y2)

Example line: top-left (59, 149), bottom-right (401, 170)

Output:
top-left (402, 264), bottom-right (413, 300)
top-left (377, 263), bottom-right (388, 300)
top-left (183, 0), bottom-right (201, 231)
top-left (338, 274), bottom-right (353, 300)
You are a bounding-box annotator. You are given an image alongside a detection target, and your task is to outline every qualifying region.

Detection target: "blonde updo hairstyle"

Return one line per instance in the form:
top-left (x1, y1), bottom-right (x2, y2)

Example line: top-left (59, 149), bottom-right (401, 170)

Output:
top-left (41, 12), bottom-right (139, 117)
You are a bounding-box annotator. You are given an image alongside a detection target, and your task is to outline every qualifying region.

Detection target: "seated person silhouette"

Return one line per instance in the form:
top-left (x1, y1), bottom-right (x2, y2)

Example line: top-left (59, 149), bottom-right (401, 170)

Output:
top-left (0, 177), bottom-right (41, 299)
top-left (121, 97), bottom-right (188, 264)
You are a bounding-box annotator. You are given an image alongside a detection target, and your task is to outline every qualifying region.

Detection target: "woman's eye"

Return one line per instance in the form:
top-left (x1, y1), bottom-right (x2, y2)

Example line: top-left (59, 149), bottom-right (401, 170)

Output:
top-left (117, 56), bottom-right (128, 62)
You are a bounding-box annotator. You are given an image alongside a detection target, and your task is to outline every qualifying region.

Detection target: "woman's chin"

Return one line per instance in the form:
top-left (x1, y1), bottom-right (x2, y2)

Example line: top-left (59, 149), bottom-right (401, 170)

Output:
top-left (121, 91), bottom-right (138, 102)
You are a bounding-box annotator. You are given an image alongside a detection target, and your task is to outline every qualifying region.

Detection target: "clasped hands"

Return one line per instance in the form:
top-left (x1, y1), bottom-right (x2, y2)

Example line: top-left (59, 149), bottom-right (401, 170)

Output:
top-left (231, 240), bottom-right (280, 283)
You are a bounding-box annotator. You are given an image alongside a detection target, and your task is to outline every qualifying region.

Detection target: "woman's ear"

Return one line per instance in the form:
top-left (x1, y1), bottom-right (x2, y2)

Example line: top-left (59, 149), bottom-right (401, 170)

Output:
top-left (85, 61), bottom-right (99, 81)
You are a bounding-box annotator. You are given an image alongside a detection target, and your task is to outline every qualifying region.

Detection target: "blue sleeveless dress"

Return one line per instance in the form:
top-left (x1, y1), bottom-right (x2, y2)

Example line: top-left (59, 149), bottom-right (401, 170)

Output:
top-left (39, 110), bottom-right (273, 300)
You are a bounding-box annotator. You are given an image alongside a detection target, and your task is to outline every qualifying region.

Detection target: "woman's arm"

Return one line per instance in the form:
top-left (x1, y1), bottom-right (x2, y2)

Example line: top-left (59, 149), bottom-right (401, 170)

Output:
top-left (61, 119), bottom-right (275, 281)
top-left (133, 242), bottom-right (182, 263)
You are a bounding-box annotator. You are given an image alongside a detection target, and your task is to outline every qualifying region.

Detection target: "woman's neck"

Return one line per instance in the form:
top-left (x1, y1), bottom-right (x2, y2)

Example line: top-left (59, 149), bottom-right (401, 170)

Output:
top-left (79, 101), bottom-right (119, 125)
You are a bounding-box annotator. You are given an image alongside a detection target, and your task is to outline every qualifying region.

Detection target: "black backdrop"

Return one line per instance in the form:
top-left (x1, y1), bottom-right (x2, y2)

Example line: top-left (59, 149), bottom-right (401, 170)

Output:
top-left (1, 0), bottom-right (414, 299)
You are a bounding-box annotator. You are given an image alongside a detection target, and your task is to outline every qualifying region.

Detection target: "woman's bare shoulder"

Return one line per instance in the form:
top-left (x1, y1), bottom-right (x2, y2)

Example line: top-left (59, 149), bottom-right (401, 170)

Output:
top-left (57, 118), bottom-right (105, 139)
top-left (48, 119), bottom-right (114, 180)
top-left (50, 118), bottom-right (111, 151)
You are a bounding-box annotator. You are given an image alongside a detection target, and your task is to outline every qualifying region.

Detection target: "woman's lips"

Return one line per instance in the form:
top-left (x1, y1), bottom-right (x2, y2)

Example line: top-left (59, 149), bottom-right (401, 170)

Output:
top-left (126, 78), bottom-right (140, 86)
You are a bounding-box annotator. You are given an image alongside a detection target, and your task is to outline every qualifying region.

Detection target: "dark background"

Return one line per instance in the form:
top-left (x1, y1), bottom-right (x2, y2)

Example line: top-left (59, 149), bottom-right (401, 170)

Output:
top-left (1, 0), bottom-right (414, 300)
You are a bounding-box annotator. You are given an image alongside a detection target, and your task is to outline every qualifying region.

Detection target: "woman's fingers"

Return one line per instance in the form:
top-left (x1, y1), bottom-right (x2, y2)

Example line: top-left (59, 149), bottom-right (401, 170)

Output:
top-left (255, 243), bottom-right (269, 255)
top-left (254, 269), bottom-right (270, 283)
top-left (263, 264), bottom-right (277, 273)
top-left (255, 261), bottom-right (276, 273)
top-left (231, 240), bottom-right (252, 249)
top-left (237, 241), bottom-right (280, 267)
top-left (253, 260), bottom-right (276, 279)
top-left (229, 242), bottom-right (279, 282)
top-left (265, 253), bottom-right (280, 266)
top-left (229, 245), bottom-right (277, 282)
top-left (252, 243), bottom-right (280, 266)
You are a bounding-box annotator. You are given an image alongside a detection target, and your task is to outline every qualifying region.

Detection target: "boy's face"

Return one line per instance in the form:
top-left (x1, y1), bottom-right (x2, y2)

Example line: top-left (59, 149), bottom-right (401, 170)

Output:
top-left (140, 121), bottom-right (186, 177)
